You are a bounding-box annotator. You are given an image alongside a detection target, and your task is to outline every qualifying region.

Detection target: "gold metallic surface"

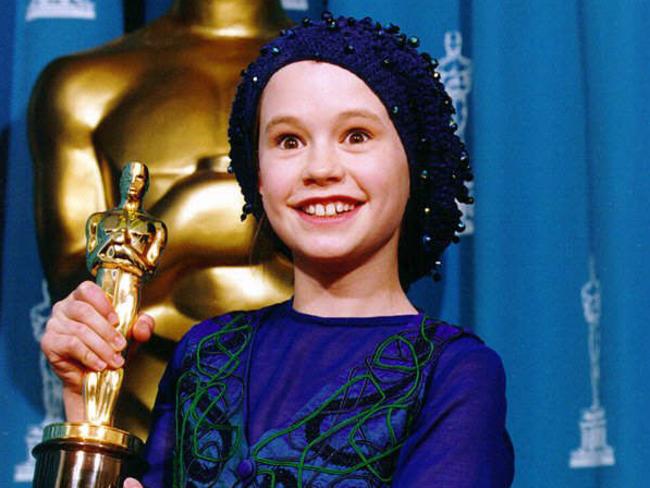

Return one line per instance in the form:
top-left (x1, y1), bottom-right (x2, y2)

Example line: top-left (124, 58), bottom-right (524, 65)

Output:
top-left (32, 163), bottom-right (160, 487)
top-left (41, 423), bottom-right (144, 452)
top-left (30, 0), bottom-right (293, 439)
top-left (83, 162), bottom-right (167, 426)
top-left (34, 424), bottom-right (144, 487)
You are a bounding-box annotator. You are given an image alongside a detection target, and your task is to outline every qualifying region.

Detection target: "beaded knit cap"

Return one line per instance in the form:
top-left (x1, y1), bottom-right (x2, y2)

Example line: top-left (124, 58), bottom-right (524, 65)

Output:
top-left (228, 12), bottom-right (473, 286)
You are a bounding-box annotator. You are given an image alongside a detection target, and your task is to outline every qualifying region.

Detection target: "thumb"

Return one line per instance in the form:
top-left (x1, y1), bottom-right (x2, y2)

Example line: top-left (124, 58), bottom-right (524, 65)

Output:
top-left (123, 478), bottom-right (143, 488)
top-left (131, 313), bottom-right (155, 343)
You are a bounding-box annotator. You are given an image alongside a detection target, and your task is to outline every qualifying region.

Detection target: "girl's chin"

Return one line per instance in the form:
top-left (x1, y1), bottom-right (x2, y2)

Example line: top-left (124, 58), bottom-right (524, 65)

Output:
top-left (293, 248), bottom-right (359, 264)
top-left (290, 241), bottom-right (390, 272)
top-left (289, 244), bottom-right (367, 267)
top-left (279, 228), bottom-right (366, 261)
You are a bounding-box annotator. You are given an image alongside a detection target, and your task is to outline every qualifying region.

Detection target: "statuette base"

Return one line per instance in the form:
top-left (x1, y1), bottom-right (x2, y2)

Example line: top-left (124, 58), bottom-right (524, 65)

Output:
top-left (570, 407), bottom-right (615, 468)
top-left (32, 423), bottom-right (145, 487)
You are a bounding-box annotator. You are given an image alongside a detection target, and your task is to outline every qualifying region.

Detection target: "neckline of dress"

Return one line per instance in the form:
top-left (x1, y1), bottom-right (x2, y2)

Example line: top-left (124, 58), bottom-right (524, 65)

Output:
top-left (285, 299), bottom-right (423, 327)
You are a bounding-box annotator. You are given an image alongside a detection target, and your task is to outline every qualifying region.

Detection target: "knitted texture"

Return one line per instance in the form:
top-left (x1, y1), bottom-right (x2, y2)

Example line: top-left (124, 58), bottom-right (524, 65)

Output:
top-left (228, 13), bottom-right (473, 286)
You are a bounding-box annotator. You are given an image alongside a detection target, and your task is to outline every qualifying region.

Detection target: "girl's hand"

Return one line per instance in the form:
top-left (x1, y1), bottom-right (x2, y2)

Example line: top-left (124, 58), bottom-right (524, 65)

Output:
top-left (40, 280), bottom-right (155, 421)
top-left (123, 478), bottom-right (143, 488)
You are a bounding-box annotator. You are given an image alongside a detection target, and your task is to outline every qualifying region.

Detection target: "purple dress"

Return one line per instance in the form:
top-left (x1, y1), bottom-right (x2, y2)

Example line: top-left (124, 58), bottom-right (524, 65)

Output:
top-left (143, 301), bottom-right (514, 487)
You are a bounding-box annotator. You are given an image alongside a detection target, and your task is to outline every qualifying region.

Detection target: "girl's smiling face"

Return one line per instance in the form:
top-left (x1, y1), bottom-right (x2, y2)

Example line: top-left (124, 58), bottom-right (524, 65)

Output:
top-left (257, 61), bottom-right (410, 270)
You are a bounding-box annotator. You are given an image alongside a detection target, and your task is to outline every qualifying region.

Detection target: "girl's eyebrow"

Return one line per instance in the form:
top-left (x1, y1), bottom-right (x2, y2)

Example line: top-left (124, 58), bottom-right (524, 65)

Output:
top-left (263, 115), bottom-right (301, 135)
top-left (335, 110), bottom-right (383, 125)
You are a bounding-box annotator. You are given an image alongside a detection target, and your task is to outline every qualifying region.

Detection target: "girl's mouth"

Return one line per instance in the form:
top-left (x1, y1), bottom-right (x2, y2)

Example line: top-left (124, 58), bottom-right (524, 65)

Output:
top-left (302, 201), bottom-right (357, 217)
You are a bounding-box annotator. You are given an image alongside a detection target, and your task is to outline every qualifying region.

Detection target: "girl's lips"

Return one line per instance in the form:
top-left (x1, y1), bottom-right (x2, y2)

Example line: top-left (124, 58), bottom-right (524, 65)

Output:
top-left (292, 195), bottom-right (364, 207)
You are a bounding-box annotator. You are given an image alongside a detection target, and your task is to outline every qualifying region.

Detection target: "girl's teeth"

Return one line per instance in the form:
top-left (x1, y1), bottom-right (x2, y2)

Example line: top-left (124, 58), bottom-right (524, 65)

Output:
top-left (303, 201), bottom-right (356, 216)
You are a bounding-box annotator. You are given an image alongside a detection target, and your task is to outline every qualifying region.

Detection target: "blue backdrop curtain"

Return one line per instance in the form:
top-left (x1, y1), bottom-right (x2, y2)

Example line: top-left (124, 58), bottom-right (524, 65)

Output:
top-left (1, 1), bottom-right (648, 486)
top-left (468, 2), bottom-right (650, 486)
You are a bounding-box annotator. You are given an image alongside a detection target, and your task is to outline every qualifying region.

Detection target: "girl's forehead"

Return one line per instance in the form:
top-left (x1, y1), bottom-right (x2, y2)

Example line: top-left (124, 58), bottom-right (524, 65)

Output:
top-left (269, 62), bottom-right (374, 93)
top-left (259, 61), bottom-right (387, 119)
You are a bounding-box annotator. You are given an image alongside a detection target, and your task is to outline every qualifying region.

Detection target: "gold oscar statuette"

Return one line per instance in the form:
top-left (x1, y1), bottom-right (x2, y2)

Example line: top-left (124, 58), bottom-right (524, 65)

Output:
top-left (32, 162), bottom-right (168, 487)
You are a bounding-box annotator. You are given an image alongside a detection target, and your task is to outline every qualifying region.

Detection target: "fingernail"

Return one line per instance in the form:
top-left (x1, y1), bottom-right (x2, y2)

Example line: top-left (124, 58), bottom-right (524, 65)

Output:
top-left (143, 315), bottom-right (154, 330)
top-left (95, 359), bottom-right (107, 370)
top-left (113, 334), bottom-right (127, 349)
top-left (113, 353), bottom-right (125, 367)
top-left (108, 312), bottom-right (119, 325)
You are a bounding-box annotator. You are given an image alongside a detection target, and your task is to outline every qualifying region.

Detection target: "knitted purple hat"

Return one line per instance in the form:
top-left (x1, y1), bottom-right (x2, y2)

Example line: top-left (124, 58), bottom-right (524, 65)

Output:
top-left (228, 12), bottom-right (473, 287)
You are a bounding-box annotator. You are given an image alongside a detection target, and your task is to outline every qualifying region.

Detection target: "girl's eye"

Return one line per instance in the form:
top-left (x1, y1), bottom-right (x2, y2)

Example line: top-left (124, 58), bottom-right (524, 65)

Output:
top-left (346, 130), bottom-right (371, 144)
top-left (277, 135), bottom-right (302, 150)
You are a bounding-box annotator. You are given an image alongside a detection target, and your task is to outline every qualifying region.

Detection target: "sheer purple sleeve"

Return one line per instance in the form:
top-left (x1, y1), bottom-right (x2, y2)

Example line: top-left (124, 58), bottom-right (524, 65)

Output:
top-left (391, 337), bottom-right (515, 487)
top-left (141, 333), bottom-right (190, 487)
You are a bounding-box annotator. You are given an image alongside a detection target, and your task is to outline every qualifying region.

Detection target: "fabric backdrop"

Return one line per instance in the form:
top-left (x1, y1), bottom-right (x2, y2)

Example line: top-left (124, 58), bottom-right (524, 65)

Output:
top-left (0, 1), bottom-right (647, 486)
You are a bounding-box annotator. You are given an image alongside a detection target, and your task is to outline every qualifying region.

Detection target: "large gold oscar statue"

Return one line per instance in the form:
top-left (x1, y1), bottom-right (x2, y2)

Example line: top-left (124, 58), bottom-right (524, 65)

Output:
top-left (30, 0), bottom-right (293, 440)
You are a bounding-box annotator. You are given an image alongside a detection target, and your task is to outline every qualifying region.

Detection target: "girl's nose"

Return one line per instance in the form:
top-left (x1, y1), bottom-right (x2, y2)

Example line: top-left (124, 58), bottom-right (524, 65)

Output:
top-left (301, 143), bottom-right (344, 185)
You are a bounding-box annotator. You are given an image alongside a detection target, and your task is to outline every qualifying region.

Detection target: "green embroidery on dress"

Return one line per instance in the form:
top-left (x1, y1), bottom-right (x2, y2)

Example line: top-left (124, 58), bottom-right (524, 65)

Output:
top-left (174, 313), bottom-right (253, 486)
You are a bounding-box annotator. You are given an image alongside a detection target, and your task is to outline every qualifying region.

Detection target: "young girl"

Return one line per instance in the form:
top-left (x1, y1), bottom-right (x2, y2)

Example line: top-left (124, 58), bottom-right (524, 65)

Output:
top-left (42, 13), bottom-right (514, 487)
